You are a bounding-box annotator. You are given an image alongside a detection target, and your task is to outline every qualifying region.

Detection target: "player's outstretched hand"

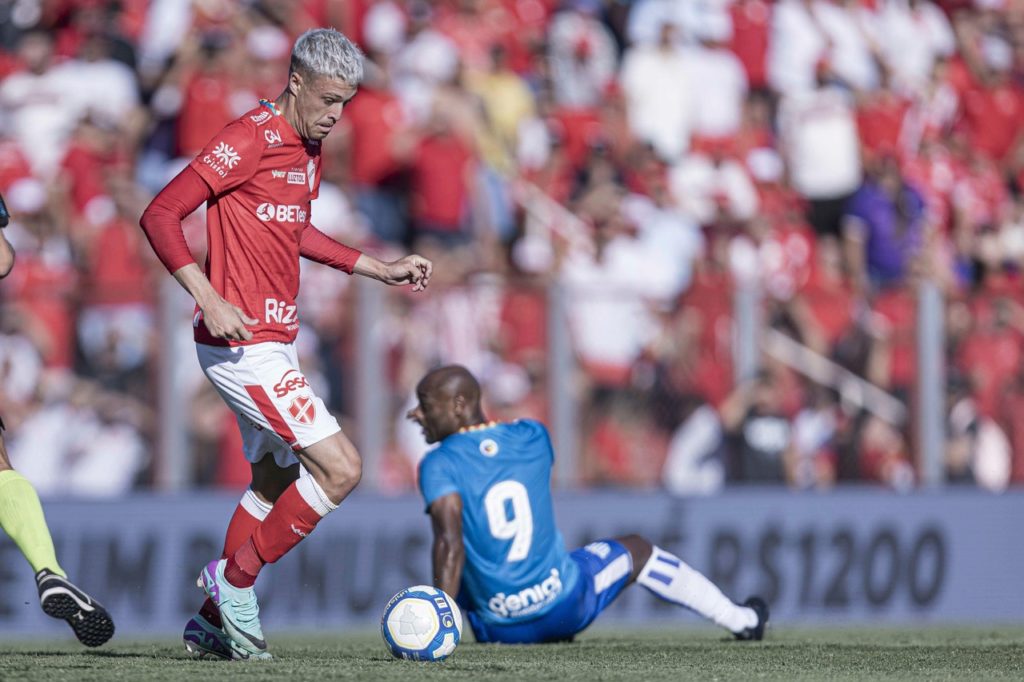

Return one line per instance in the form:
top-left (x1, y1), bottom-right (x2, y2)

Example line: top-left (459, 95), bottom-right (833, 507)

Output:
top-left (383, 254), bottom-right (433, 292)
top-left (202, 297), bottom-right (259, 341)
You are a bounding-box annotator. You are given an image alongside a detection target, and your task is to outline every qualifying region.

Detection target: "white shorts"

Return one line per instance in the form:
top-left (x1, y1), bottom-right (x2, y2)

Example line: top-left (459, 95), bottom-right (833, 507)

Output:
top-left (196, 341), bottom-right (341, 468)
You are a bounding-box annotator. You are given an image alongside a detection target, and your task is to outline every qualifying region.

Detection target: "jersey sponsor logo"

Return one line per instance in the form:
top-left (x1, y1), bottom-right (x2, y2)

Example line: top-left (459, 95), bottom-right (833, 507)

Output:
top-left (265, 298), bottom-right (298, 326)
top-left (288, 395), bottom-right (316, 425)
top-left (271, 170), bottom-right (286, 179)
top-left (250, 110), bottom-right (271, 124)
top-left (265, 129), bottom-right (283, 146)
top-left (287, 171), bottom-right (306, 185)
top-left (212, 142), bottom-right (241, 169)
top-left (487, 569), bottom-right (563, 619)
top-left (273, 369), bottom-right (309, 398)
top-left (480, 439), bottom-right (499, 457)
top-left (255, 203), bottom-right (307, 223)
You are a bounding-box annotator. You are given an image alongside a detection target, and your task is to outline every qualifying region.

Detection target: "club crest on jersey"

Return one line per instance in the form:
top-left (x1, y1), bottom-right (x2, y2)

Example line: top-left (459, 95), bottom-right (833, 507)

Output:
top-left (288, 395), bottom-right (316, 425)
top-left (265, 129), bottom-right (283, 147)
top-left (307, 159), bottom-right (316, 191)
top-left (480, 439), bottom-right (499, 457)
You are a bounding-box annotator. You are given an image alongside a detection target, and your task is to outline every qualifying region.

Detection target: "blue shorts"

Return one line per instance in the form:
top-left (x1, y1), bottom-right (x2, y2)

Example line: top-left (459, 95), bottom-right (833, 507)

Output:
top-left (467, 539), bottom-right (634, 644)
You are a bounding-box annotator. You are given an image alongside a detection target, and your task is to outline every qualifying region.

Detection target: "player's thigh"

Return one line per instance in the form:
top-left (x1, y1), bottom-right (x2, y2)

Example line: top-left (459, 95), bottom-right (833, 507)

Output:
top-left (197, 341), bottom-right (341, 467)
top-left (569, 539), bottom-right (635, 625)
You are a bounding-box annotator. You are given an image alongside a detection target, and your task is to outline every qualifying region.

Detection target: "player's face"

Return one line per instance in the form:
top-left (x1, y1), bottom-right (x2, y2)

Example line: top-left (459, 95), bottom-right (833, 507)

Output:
top-left (407, 391), bottom-right (459, 444)
top-left (293, 72), bottom-right (357, 140)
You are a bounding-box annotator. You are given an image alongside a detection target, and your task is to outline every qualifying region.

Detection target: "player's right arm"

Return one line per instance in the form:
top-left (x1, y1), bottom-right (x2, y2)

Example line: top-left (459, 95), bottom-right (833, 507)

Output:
top-left (139, 166), bottom-right (257, 342)
top-left (428, 492), bottom-right (465, 599)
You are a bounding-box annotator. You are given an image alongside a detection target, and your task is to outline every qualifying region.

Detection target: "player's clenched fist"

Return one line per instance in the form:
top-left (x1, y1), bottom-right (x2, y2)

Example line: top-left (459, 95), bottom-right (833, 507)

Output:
top-left (382, 255), bottom-right (433, 292)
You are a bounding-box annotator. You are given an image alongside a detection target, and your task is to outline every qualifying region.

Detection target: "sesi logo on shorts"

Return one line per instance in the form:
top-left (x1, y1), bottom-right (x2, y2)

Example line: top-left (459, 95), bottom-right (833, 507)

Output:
top-left (274, 369), bottom-right (310, 398)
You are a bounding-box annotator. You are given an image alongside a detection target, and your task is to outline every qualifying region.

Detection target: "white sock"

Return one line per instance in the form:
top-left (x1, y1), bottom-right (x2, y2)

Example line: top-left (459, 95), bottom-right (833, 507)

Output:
top-left (637, 546), bottom-right (757, 633)
top-left (295, 474), bottom-right (338, 517)
top-left (240, 488), bottom-right (273, 520)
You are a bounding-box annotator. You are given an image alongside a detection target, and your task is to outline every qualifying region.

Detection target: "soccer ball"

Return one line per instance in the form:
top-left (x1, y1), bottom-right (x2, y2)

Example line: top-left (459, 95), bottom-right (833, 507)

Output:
top-left (381, 585), bottom-right (463, 661)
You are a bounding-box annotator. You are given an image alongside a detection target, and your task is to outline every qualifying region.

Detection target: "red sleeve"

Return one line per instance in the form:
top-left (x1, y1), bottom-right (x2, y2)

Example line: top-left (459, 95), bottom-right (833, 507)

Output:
top-left (299, 223), bottom-right (363, 274)
top-left (139, 166), bottom-right (212, 274)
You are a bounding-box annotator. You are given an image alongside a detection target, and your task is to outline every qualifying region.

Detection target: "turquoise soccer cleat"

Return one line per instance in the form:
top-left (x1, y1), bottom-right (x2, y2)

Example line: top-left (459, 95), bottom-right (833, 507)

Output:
top-left (197, 559), bottom-right (270, 658)
top-left (183, 612), bottom-right (272, 661)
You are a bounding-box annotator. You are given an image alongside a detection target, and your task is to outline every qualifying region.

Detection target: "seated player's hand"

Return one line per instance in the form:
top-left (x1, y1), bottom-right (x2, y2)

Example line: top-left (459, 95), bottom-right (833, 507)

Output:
top-left (202, 298), bottom-right (258, 341)
top-left (384, 255), bottom-right (433, 292)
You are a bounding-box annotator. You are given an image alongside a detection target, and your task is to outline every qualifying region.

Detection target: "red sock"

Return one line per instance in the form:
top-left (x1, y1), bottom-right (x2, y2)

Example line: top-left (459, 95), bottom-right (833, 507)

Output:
top-left (223, 478), bottom-right (332, 588)
top-left (202, 491), bottom-right (270, 625)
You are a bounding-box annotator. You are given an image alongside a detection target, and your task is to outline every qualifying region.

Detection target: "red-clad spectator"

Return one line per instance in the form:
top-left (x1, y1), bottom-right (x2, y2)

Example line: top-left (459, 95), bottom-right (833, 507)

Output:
top-left (799, 237), bottom-right (858, 352)
top-left (856, 83), bottom-right (912, 159)
top-left (729, 0), bottom-right (772, 91)
top-left (954, 307), bottom-right (1019, 417)
top-left (872, 285), bottom-right (917, 392)
top-left (409, 112), bottom-right (477, 244)
top-left (341, 67), bottom-right (411, 243)
top-left (175, 34), bottom-right (250, 157)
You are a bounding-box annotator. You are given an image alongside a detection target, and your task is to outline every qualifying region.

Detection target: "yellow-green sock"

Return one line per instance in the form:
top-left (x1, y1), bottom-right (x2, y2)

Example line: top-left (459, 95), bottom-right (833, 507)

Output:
top-left (0, 470), bottom-right (65, 576)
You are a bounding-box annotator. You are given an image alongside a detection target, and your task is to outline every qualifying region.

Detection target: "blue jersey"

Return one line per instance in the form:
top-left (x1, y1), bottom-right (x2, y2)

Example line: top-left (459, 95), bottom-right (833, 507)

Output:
top-left (418, 419), bottom-right (579, 626)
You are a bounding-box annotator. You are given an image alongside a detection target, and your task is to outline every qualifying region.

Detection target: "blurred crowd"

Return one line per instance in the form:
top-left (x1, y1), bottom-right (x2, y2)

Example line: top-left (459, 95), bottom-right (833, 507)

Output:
top-left (0, 0), bottom-right (1022, 496)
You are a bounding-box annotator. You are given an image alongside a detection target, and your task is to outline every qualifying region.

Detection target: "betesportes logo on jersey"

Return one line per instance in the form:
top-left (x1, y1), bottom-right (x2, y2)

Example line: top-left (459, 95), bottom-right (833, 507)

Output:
top-left (487, 569), bottom-right (563, 619)
top-left (256, 203), bottom-right (307, 223)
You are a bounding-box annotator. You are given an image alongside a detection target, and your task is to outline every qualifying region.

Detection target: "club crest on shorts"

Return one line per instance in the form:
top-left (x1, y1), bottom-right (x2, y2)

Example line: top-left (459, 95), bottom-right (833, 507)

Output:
top-left (288, 395), bottom-right (316, 425)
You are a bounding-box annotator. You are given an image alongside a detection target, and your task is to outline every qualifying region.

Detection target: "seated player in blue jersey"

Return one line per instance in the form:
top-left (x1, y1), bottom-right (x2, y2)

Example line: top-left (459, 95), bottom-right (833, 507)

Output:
top-left (408, 365), bottom-right (768, 644)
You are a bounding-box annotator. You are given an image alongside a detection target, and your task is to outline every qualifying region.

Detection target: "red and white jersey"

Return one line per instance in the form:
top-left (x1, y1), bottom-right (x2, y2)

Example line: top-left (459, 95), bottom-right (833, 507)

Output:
top-left (188, 101), bottom-right (323, 346)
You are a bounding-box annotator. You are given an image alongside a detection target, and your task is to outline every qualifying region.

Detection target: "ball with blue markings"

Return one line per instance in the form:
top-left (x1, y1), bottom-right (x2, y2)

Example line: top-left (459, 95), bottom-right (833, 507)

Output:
top-left (381, 585), bottom-right (463, 661)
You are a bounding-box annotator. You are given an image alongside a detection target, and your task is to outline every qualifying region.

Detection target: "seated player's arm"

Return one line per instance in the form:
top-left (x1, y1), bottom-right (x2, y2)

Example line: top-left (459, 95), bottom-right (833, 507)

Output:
top-left (428, 492), bottom-right (465, 598)
top-left (139, 166), bottom-right (257, 341)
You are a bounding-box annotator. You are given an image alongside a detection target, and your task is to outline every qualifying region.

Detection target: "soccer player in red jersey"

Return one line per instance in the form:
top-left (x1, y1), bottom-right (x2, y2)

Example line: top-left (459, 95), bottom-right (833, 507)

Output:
top-left (139, 28), bottom-right (432, 660)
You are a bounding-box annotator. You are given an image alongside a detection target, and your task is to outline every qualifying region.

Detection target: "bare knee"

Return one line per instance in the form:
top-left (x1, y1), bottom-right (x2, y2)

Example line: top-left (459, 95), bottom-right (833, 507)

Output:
top-left (317, 449), bottom-right (362, 504)
top-left (616, 534), bottom-right (654, 581)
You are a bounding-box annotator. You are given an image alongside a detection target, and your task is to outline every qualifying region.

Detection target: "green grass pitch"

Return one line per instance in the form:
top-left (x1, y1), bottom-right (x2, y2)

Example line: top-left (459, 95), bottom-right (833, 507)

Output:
top-left (2, 627), bottom-right (1023, 681)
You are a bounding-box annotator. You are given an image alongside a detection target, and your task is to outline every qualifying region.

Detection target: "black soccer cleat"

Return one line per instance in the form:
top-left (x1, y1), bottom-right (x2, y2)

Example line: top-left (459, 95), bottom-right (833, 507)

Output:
top-left (36, 569), bottom-right (115, 647)
top-left (734, 596), bottom-right (769, 641)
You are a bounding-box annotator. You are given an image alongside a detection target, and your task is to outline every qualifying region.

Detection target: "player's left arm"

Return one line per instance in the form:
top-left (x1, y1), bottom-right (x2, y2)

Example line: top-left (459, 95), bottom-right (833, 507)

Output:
top-left (298, 223), bottom-right (432, 291)
top-left (353, 251), bottom-right (432, 292)
top-left (428, 492), bottom-right (465, 598)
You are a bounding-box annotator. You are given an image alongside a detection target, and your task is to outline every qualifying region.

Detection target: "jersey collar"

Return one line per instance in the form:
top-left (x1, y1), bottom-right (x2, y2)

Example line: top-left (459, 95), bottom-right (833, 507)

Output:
top-left (457, 420), bottom-right (500, 434)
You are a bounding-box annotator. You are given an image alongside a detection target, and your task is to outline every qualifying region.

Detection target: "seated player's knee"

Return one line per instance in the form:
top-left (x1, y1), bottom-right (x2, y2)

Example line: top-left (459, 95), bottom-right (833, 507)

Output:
top-left (616, 534), bottom-right (654, 576)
